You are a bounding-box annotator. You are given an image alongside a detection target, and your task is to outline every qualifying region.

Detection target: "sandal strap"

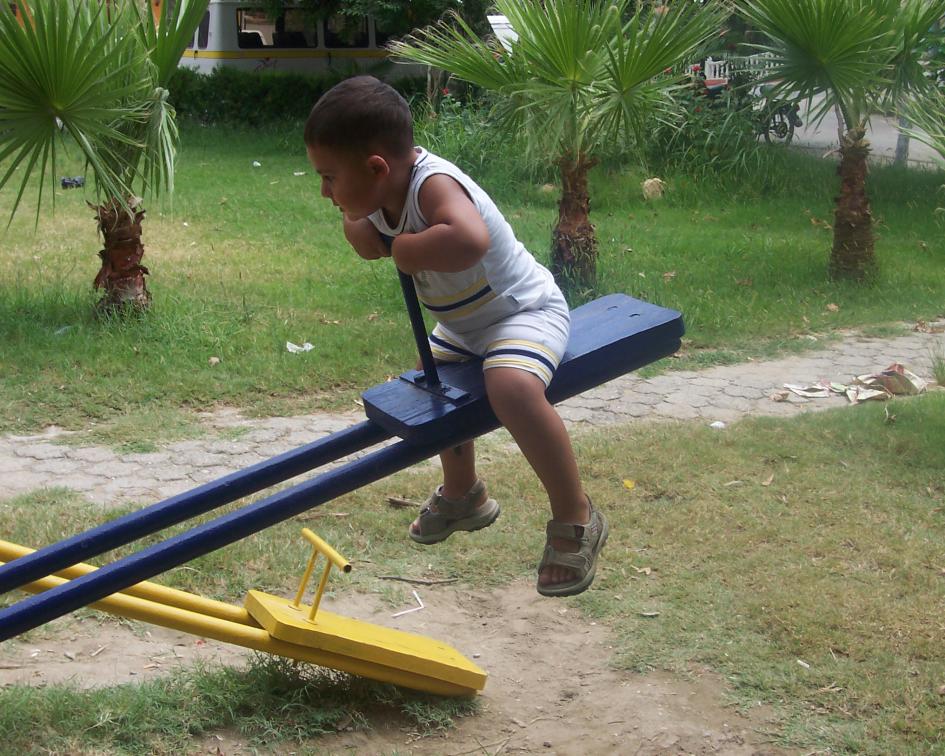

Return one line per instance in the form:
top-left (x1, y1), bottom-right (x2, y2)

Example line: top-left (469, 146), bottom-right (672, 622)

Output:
top-left (422, 479), bottom-right (487, 519)
top-left (538, 505), bottom-right (604, 575)
top-left (545, 519), bottom-right (589, 542)
top-left (539, 545), bottom-right (592, 573)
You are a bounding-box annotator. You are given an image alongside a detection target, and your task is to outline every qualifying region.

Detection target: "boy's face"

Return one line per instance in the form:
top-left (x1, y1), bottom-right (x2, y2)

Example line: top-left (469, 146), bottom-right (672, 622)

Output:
top-left (307, 144), bottom-right (384, 221)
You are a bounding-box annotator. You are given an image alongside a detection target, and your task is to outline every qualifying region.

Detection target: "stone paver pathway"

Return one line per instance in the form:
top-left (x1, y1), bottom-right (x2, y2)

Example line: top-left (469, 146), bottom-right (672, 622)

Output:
top-left (1, 323), bottom-right (942, 509)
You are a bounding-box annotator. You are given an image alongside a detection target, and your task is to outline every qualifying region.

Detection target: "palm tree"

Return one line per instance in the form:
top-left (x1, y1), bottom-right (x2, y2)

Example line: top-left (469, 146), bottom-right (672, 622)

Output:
top-left (389, 0), bottom-right (722, 293)
top-left (0, 0), bottom-right (209, 311)
top-left (737, 0), bottom-right (945, 281)
top-left (904, 88), bottom-right (945, 159)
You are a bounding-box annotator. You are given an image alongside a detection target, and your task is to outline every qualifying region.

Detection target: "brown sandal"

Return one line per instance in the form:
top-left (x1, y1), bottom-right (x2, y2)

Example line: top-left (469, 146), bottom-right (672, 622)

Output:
top-left (537, 500), bottom-right (608, 597)
top-left (409, 479), bottom-right (501, 545)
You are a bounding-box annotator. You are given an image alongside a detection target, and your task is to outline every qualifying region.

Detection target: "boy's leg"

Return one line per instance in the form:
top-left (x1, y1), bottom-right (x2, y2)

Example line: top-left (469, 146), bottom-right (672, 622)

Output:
top-left (416, 329), bottom-right (491, 499)
top-left (409, 345), bottom-right (484, 536)
top-left (484, 366), bottom-right (591, 589)
top-left (407, 441), bottom-right (481, 537)
top-left (439, 441), bottom-right (478, 500)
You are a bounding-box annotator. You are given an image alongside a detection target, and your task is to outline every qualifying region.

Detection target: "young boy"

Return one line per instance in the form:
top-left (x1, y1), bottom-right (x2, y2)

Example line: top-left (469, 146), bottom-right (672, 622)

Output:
top-left (304, 76), bottom-right (607, 597)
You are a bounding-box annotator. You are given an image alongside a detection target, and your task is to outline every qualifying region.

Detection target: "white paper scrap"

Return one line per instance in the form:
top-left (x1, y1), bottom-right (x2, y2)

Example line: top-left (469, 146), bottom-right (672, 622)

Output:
top-left (784, 383), bottom-right (832, 399)
top-left (392, 590), bottom-right (424, 617)
top-left (286, 341), bottom-right (314, 354)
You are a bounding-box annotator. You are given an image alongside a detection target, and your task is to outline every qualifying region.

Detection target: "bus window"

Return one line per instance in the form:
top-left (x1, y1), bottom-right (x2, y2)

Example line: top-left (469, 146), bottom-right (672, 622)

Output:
top-left (272, 9), bottom-right (314, 48)
top-left (373, 20), bottom-right (394, 47)
top-left (196, 10), bottom-right (209, 49)
top-left (237, 8), bottom-right (271, 47)
top-left (324, 15), bottom-right (368, 48)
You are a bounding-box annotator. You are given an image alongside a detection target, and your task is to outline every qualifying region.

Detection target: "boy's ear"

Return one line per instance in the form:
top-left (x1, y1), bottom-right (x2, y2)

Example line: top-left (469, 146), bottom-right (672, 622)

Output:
top-left (366, 155), bottom-right (390, 177)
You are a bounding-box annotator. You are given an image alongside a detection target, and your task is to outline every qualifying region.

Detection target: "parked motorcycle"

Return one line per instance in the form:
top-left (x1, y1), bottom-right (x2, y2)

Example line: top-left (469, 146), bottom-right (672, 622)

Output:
top-left (692, 67), bottom-right (802, 145)
top-left (754, 85), bottom-right (803, 145)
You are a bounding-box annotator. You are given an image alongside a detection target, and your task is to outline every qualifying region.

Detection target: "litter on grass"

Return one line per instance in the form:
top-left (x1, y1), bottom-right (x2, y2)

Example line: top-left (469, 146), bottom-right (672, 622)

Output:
top-left (783, 383), bottom-right (833, 399)
top-left (782, 363), bottom-right (927, 405)
top-left (286, 341), bottom-right (314, 353)
top-left (856, 363), bottom-right (927, 396)
top-left (392, 590), bottom-right (424, 618)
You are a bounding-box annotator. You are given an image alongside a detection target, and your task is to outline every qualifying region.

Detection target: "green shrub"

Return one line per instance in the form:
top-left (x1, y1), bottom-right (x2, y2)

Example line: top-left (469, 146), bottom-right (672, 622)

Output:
top-left (168, 66), bottom-right (426, 125)
top-left (646, 76), bottom-right (773, 182)
top-left (412, 93), bottom-right (555, 195)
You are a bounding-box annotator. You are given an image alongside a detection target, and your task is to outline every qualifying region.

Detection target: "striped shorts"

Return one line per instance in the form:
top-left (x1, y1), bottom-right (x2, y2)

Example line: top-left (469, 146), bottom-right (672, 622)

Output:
top-left (428, 291), bottom-right (570, 388)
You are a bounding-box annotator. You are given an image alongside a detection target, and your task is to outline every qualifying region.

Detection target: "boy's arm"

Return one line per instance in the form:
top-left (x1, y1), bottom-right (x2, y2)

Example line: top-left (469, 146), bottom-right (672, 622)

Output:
top-left (391, 174), bottom-right (490, 275)
top-left (343, 215), bottom-right (391, 260)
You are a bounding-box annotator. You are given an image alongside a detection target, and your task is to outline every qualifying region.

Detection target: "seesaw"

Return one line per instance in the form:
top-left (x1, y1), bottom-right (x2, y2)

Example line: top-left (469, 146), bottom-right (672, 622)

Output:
top-left (0, 267), bottom-right (683, 696)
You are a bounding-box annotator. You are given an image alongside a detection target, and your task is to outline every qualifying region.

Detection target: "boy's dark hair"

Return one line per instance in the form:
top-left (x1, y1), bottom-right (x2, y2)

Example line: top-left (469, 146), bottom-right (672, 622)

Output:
top-left (304, 75), bottom-right (414, 157)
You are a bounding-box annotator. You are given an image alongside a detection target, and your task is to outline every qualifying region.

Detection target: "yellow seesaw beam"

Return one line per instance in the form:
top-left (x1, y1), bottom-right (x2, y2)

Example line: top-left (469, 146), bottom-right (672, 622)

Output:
top-left (0, 540), bottom-right (486, 697)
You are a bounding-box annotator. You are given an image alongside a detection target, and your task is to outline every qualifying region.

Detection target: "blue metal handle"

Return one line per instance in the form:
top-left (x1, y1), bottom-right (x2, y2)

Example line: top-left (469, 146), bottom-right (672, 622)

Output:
top-left (380, 233), bottom-right (440, 387)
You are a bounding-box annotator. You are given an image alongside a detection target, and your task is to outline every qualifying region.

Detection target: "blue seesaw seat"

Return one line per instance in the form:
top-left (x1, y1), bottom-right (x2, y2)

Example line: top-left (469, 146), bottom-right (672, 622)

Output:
top-left (362, 293), bottom-right (684, 443)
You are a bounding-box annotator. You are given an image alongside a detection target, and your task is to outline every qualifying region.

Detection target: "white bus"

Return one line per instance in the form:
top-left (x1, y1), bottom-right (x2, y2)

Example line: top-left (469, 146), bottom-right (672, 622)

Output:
top-left (180, 0), bottom-right (413, 76)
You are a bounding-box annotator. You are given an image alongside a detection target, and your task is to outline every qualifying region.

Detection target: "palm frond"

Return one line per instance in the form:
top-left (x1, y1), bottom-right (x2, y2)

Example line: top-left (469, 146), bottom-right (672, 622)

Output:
top-left (738, 0), bottom-right (898, 127)
top-left (496, 0), bottom-right (619, 88)
top-left (496, 0), bottom-right (631, 159)
top-left (596, 2), bottom-right (724, 148)
top-left (140, 87), bottom-right (179, 198)
top-left (0, 0), bottom-right (210, 222)
top-left (392, 0), bottom-right (716, 164)
top-left (388, 11), bottom-right (520, 92)
top-left (138, 0), bottom-right (210, 87)
top-left (884, 0), bottom-right (945, 106)
top-left (0, 1), bottom-right (148, 221)
top-left (903, 88), bottom-right (945, 160)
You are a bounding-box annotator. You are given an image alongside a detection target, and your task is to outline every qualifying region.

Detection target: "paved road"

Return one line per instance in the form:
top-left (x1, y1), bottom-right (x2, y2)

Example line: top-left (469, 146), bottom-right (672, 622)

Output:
top-left (793, 98), bottom-right (940, 166)
top-left (2, 323), bottom-right (942, 509)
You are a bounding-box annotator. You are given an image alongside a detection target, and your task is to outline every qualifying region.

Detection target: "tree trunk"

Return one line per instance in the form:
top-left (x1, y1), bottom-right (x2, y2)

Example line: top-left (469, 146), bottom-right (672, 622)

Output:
top-left (829, 127), bottom-right (875, 282)
top-left (894, 116), bottom-right (911, 166)
top-left (92, 198), bottom-right (152, 312)
top-left (834, 103), bottom-right (845, 143)
top-left (551, 156), bottom-right (598, 295)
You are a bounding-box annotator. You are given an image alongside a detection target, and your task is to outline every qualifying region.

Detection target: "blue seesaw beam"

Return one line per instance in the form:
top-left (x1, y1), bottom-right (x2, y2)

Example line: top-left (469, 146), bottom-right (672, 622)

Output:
top-left (0, 437), bottom-right (441, 642)
top-left (0, 421), bottom-right (389, 596)
top-left (0, 294), bottom-right (683, 642)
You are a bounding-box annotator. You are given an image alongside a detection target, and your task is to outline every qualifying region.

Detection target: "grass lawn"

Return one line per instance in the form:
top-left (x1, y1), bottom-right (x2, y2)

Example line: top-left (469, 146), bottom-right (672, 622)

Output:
top-left (1, 394), bottom-right (943, 754)
top-left (1, 113), bottom-right (943, 753)
top-left (0, 120), bottom-right (942, 439)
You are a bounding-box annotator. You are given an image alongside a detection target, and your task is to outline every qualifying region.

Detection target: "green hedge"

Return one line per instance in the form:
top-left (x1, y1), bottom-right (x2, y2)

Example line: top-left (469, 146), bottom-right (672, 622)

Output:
top-left (168, 66), bottom-right (427, 125)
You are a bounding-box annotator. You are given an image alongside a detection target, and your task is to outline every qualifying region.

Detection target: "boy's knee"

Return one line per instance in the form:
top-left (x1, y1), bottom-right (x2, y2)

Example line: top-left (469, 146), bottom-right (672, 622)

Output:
top-left (484, 367), bottom-right (547, 412)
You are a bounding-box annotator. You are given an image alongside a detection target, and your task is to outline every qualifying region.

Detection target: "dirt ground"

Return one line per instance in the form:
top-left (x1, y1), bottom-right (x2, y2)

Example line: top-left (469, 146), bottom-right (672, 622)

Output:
top-left (0, 581), bottom-right (792, 755)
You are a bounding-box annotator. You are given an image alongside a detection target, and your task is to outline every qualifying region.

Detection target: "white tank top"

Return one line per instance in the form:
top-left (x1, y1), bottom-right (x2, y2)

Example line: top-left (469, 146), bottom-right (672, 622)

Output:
top-left (367, 148), bottom-right (559, 335)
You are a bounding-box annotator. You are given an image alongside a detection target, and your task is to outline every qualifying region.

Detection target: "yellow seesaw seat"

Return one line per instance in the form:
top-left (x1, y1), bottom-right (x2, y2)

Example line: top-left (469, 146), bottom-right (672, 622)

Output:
top-left (245, 590), bottom-right (485, 693)
top-left (0, 531), bottom-right (486, 697)
top-left (244, 528), bottom-right (485, 695)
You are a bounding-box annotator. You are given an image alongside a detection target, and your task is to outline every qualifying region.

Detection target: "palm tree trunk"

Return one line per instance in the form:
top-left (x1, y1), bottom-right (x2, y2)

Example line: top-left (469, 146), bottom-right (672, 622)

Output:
top-left (829, 127), bottom-right (875, 281)
top-left (92, 198), bottom-right (152, 312)
top-left (894, 116), bottom-right (911, 166)
top-left (551, 155), bottom-right (598, 294)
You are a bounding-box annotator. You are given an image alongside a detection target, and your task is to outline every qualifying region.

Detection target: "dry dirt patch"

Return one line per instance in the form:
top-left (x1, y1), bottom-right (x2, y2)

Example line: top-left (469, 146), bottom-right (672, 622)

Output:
top-left (1, 582), bottom-right (790, 755)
